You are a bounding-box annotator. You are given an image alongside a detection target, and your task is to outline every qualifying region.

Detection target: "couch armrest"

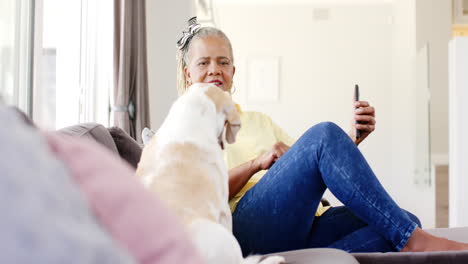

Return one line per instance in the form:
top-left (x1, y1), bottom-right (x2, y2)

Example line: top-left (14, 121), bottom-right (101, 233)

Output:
top-left (108, 126), bottom-right (142, 168)
top-left (58, 123), bottom-right (119, 155)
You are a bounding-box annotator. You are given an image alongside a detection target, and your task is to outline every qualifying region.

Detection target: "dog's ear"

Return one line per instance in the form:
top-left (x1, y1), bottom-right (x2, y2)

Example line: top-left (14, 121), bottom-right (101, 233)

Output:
top-left (223, 101), bottom-right (241, 144)
top-left (204, 85), bottom-right (241, 143)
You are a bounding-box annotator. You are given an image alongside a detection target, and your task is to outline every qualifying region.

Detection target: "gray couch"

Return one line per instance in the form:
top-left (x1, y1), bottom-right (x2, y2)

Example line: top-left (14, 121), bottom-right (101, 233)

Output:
top-left (60, 122), bottom-right (468, 264)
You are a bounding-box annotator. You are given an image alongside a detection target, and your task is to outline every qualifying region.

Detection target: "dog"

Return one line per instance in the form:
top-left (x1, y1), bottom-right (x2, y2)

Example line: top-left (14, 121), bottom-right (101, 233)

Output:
top-left (136, 83), bottom-right (285, 264)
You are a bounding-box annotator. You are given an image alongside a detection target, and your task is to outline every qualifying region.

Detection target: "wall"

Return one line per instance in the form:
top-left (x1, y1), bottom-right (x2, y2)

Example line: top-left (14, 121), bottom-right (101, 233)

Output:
top-left (217, 3), bottom-right (393, 140)
top-left (390, 0), bottom-right (435, 227)
top-left (449, 37), bottom-right (468, 227)
top-left (415, 0), bottom-right (452, 164)
top-left (146, 0), bottom-right (194, 129)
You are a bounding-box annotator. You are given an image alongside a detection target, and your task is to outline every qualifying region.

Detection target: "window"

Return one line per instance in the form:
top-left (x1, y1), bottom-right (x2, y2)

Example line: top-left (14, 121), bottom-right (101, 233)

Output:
top-left (0, 0), bottom-right (34, 114)
top-left (33, 0), bottom-right (113, 129)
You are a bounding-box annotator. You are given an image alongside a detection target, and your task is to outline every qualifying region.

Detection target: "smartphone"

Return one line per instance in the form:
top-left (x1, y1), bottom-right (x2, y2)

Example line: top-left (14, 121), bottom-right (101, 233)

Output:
top-left (355, 84), bottom-right (361, 139)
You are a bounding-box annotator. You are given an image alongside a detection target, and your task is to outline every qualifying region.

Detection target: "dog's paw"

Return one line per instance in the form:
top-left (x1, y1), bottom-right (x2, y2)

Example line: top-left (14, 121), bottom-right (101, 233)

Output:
top-left (259, 255), bottom-right (286, 264)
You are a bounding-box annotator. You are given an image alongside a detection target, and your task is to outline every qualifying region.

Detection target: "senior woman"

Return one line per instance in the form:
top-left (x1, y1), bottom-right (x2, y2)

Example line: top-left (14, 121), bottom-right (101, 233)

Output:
top-left (174, 17), bottom-right (468, 254)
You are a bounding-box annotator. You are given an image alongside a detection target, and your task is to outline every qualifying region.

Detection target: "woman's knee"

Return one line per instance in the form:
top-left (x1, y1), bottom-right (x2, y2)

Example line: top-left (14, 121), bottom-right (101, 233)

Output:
top-left (305, 122), bottom-right (347, 141)
top-left (403, 209), bottom-right (422, 228)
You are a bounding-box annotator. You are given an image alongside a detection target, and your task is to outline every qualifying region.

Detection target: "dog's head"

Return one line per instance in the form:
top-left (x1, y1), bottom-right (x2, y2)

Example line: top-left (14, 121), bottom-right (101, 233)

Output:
top-left (196, 84), bottom-right (241, 149)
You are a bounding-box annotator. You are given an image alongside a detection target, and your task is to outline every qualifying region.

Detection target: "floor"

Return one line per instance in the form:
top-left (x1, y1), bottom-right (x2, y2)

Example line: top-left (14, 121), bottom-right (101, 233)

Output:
top-left (435, 165), bottom-right (449, 228)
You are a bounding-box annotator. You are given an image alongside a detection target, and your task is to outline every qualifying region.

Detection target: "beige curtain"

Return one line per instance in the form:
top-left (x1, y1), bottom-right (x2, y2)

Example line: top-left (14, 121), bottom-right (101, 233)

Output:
top-left (113, 0), bottom-right (150, 143)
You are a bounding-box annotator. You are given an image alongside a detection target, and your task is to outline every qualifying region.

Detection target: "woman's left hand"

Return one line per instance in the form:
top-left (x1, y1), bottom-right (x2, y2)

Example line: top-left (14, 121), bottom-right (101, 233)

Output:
top-left (349, 101), bottom-right (376, 145)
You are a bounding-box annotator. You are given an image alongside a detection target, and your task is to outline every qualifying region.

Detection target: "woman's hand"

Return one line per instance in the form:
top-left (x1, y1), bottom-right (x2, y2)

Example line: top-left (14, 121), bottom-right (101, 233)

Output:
top-left (253, 141), bottom-right (290, 170)
top-left (229, 141), bottom-right (290, 199)
top-left (349, 101), bottom-right (376, 145)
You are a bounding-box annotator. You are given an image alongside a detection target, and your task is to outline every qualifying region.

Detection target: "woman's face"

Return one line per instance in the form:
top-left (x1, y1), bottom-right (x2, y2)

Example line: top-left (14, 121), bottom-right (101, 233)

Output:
top-left (184, 36), bottom-right (235, 92)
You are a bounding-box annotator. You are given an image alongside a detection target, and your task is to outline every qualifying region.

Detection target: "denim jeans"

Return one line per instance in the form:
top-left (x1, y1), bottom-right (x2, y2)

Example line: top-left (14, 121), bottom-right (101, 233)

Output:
top-left (307, 206), bottom-right (421, 252)
top-left (232, 122), bottom-right (420, 254)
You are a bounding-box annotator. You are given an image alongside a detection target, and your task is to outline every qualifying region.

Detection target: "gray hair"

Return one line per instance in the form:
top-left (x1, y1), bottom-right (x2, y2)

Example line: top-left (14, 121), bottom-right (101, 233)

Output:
top-left (176, 27), bottom-right (234, 95)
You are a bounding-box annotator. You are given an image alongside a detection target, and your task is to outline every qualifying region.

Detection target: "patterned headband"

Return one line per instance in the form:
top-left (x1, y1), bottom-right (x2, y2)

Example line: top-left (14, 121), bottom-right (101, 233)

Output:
top-left (176, 17), bottom-right (202, 50)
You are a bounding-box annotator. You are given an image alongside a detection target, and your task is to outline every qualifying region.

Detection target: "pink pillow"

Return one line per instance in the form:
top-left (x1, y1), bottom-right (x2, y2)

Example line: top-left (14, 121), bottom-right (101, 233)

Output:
top-left (45, 133), bottom-right (203, 264)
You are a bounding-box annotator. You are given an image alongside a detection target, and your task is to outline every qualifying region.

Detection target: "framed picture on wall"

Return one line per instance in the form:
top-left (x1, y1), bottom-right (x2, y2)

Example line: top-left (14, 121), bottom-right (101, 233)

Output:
top-left (453, 0), bottom-right (468, 24)
top-left (195, 0), bottom-right (215, 25)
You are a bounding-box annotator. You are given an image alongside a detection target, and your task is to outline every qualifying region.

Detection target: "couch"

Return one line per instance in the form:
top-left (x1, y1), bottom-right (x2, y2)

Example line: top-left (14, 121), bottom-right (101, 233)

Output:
top-left (59, 122), bottom-right (468, 264)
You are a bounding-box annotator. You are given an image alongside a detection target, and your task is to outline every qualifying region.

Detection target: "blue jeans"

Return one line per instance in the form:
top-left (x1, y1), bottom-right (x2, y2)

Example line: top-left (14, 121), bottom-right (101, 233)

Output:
top-left (232, 122), bottom-right (420, 254)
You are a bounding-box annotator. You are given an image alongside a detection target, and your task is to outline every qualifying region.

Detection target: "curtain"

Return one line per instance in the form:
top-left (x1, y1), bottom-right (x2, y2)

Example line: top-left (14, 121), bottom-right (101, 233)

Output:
top-left (113, 0), bottom-right (150, 143)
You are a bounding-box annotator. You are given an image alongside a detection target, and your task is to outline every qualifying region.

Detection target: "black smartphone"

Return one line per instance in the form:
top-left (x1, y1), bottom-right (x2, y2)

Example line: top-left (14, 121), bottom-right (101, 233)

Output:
top-left (355, 84), bottom-right (361, 139)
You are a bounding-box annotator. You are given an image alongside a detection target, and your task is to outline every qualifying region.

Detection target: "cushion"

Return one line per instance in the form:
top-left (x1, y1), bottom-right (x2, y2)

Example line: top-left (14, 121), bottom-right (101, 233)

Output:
top-left (108, 126), bottom-right (143, 168)
top-left (58, 123), bottom-right (119, 155)
top-left (0, 106), bottom-right (135, 264)
top-left (46, 132), bottom-right (204, 264)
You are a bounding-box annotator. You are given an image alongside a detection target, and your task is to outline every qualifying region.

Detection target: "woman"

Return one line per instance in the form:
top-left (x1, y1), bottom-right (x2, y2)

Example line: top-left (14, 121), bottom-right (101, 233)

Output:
top-left (176, 17), bottom-right (468, 254)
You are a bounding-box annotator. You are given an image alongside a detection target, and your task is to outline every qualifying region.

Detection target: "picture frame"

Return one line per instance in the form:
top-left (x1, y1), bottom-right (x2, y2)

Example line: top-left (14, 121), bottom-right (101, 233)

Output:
top-left (195, 0), bottom-right (215, 25)
top-left (453, 0), bottom-right (468, 24)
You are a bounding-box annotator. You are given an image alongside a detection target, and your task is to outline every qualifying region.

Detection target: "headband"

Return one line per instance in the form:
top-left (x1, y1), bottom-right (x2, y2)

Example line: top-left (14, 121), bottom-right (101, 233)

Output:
top-left (176, 17), bottom-right (202, 50)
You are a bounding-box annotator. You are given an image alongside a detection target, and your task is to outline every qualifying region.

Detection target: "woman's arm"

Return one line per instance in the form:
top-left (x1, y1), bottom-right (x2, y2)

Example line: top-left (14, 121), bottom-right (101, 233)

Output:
top-left (228, 159), bottom-right (261, 200)
top-left (228, 142), bottom-right (290, 200)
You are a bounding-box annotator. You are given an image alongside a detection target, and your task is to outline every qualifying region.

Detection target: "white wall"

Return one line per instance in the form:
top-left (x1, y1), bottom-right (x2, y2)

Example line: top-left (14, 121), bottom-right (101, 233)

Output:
top-left (449, 37), bottom-right (468, 227)
top-left (415, 0), bottom-right (452, 164)
top-left (218, 3), bottom-right (393, 140)
top-left (146, 0), bottom-right (194, 129)
top-left (389, 0), bottom-right (435, 228)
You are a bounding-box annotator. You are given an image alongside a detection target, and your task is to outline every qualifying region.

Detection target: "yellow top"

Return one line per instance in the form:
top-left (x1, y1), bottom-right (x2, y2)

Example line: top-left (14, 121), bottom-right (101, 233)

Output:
top-left (225, 105), bottom-right (330, 216)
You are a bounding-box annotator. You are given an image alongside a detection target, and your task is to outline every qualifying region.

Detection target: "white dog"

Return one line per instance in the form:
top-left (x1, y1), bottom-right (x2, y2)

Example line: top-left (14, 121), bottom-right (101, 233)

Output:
top-left (136, 83), bottom-right (285, 264)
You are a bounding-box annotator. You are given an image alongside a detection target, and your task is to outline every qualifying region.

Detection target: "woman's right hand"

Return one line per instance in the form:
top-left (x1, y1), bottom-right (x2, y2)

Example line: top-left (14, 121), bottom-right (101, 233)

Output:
top-left (229, 141), bottom-right (290, 199)
top-left (253, 141), bottom-right (290, 170)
